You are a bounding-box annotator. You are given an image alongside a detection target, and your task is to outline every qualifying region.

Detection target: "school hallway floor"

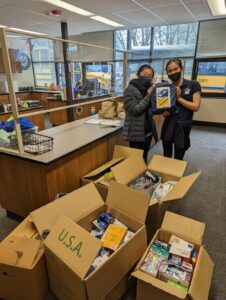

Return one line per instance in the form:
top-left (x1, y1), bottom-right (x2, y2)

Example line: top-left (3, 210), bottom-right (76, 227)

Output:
top-left (0, 124), bottom-right (225, 300)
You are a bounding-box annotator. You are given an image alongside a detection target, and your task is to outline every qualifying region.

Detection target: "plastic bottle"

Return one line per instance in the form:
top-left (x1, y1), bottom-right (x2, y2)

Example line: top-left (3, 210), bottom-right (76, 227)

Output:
top-left (61, 89), bottom-right (64, 100)
top-left (90, 106), bottom-right (96, 115)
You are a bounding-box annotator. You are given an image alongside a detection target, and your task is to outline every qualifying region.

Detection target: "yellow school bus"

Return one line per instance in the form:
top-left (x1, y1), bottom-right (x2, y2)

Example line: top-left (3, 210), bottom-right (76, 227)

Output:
top-left (197, 61), bottom-right (226, 93)
top-left (197, 75), bottom-right (226, 93)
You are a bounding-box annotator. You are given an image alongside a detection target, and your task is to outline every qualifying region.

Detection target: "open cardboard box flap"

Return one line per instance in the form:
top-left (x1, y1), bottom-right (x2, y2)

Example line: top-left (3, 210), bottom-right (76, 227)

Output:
top-left (147, 155), bottom-right (187, 178)
top-left (132, 270), bottom-right (186, 299)
top-left (111, 155), bottom-right (146, 185)
top-left (4, 215), bottom-right (37, 240)
top-left (189, 246), bottom-right (214, 300)
top-left (112, 145), bottom-right (143, 159)
top-left (44, 215), bottom-right (102, 279)
top-left (0, 235), bottom-right (41, 268)
top-left (83, 145), bottom-right (143, 179)
top-left (162, 172), bottom-right (201, 202)
top-left (31, 183), bottom-right (103, 238)
top-left (83, 157), bottom-right (123, 178)
top-left (161, 211), bottom-right (205, 244)
top-left (106, 181), bottom-right (149, 224)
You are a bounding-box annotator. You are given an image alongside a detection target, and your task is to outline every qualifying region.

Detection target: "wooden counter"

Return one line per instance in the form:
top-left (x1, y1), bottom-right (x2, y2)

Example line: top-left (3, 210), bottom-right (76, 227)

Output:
top-left (0, 116), bottom-right (127, 217)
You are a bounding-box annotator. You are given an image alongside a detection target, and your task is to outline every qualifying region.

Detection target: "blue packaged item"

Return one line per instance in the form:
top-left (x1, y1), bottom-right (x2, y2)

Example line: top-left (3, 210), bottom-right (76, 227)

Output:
top-left (92, 219), bottom-right (107, 231)
top-left (3, 117), bottom-right (34, 132)
top-left (98, 213), bottom-right (114, 225)
top-left (92, 213), bottom-right (114, 231)
top-left (151, 82), bottom-right (178, 115)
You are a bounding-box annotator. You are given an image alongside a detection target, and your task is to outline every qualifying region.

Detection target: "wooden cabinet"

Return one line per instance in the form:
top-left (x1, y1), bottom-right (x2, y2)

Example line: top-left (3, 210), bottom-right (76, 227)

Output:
top-left (0, 48), bottom-right (22, 73)
top-left (0, 128), bottom-right (124, 217)
top-left (31, 92), bottom-right (50, 109)
top-left (48, 101), bottom-right (67, 126)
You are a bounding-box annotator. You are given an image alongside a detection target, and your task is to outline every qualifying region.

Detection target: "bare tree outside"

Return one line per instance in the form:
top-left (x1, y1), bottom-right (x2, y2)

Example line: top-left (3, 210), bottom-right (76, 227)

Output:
top-left (154, 23), bottom-right (198, 46)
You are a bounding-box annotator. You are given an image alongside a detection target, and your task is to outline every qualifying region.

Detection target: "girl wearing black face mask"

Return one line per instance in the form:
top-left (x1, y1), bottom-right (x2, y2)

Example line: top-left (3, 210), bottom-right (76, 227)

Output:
top-left (161, 58), bottom-right (201, 160)
top-left (123, 64), bottom-right (158, 163)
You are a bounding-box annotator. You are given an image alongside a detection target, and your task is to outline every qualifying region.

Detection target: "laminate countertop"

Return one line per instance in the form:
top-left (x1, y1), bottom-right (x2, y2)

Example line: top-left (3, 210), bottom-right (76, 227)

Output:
top-left (5, 115), bottom-right (123, 164)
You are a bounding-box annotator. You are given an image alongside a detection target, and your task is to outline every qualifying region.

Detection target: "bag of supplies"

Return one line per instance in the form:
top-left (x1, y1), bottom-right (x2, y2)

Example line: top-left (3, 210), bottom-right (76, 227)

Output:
top-left (99, 100), bottom-right (116, 119)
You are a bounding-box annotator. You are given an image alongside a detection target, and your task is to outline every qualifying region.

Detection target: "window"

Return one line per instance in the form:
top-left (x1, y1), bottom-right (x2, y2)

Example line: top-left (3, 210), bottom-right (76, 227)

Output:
top-left (150, 60), bottom-right (164, 84)
top-left (153, 23), bottom-right (198, 58)
top-left (196, 59), bottom-right (226, 94)
top-left (33, 63), bottom-right (56, 87)
top-left (83, 63), bottom-right (113, 93)
top-left (31, 38), bottom-right (55, 62)
top-left (129, 27), bottom-right (151, 54)
top-left (114, 30), bottom-right (128, 51)
top-left (114, 30), bottom-right (127, 60)
top-left (114, 61), bottom-right (123, 93)
top-left (113, 22), bottom-right (197, 85)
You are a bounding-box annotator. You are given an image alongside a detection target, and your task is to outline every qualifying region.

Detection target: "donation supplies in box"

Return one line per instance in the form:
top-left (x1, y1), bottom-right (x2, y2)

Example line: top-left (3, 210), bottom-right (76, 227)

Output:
top-left (31, 182), bottom-right (149, 300)
top-left (96, 154), bottom-right (201, 239)
top-left (0, 215), bottom-right (49, 300)
top-left (132, 211), bottom-right (214, 300)
top-left (81, 145), bottom-right (143, 198)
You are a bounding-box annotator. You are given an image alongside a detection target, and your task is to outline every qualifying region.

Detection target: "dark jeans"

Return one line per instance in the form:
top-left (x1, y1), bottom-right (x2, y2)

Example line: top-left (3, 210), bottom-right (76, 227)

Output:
top-left (162, 140), bottom-right (186, 160)
top-left (129, 136), bottom-right (152, 164)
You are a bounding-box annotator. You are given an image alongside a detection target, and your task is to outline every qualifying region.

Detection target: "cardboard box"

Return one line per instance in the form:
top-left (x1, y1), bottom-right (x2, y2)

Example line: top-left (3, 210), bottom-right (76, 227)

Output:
top-left (43, 181), bottom-right (149, 300)
top-left (132, 211), bottom-right (214, 300)
top-left (97, 154), bottom-right (201, 239)
top-left (81, 145), bottom-right (143, 199)
top-left (0, 215), bottom-right (49, 300)
top-left (31, 183), bottom-right (107, 239)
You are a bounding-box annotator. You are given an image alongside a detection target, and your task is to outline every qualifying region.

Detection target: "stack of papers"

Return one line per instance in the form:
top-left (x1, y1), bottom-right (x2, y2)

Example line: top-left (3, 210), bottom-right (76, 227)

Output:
top-left (85, 119), bottom-right (122, 127)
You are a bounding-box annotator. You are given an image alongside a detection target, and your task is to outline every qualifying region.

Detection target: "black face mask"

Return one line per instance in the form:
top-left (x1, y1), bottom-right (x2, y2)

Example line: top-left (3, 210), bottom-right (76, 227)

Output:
top-left (138, 76), bottom-right (152, 88)
top-left (168, 71), bottom-right (181, 82)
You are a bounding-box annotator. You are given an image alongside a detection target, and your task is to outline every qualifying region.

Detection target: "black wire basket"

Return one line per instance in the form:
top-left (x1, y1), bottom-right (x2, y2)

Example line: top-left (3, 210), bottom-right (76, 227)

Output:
top-left (9, 132), bottom-right (54, 155)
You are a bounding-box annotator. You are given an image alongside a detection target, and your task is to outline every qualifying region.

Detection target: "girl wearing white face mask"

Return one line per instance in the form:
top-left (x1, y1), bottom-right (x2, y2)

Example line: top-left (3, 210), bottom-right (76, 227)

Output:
top-left (123, 64), bottom-right (158, 163)
top-left (161, 58), bottom-right (201, 160)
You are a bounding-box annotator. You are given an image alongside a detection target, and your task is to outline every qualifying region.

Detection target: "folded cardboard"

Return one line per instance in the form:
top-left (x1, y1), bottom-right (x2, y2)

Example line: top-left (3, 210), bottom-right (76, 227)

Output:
top-left (0, 215), bottom-right (49, 300)
top-left (97, 154), bottom-right (201, 239)
top-left (31, 183), bottom-right (104, 238)
top-left (43, 181), bottom-right (149, 300)
top-left (81, 145), bottom-right (143, 199)
top-left (132, 211), bottom-right (214, 300)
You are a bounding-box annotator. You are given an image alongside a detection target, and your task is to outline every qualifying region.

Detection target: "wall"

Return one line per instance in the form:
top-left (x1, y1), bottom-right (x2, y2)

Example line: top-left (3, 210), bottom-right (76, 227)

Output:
top-left (194, 98), bottom-right (226, 123)
top-left (69, 31), bottom-right (114, 62)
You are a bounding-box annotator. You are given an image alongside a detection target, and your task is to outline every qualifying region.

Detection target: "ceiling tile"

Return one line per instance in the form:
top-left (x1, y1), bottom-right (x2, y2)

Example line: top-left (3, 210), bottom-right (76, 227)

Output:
top-left (136, 0), bottom-right (179, 7)
top-left (184, 1), bottom-right (213, 20)
top-left (150, 3), bottom-right (197, 24)
top-left (118, 9), bottom-right (167, 27)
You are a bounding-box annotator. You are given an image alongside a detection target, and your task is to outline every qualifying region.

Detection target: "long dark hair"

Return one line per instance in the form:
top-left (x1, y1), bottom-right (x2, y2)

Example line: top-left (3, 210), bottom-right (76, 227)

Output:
top-left (165, 58), bottom-right (183, 72)
top-left (137, 64), bottom-right (155, 77)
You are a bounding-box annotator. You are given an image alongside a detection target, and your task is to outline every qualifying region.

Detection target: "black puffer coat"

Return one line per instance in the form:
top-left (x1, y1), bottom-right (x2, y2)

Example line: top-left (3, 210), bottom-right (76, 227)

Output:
top-left (123, 79), bottom-right (156, 142)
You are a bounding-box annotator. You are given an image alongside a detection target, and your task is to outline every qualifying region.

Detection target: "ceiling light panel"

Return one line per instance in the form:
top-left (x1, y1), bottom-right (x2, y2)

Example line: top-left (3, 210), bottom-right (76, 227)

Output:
top-left (9, 27), bottom-right (47, 35)
top-left (207, 0), bottom-right (226, 16)
top-left (90, 16), bottom-right (124, 27)
top-left (42, 0), bottom-right (94, 16)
